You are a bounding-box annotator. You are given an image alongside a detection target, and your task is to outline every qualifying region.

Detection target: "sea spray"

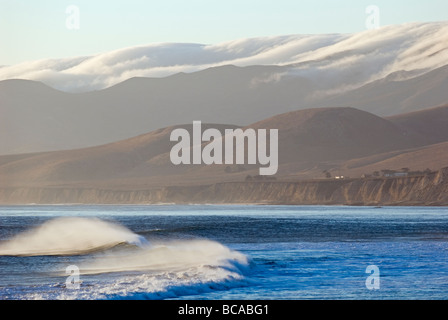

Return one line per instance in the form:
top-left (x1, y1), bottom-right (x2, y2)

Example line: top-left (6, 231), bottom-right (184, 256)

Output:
top-left (0, 217), bottom-right (147, 256)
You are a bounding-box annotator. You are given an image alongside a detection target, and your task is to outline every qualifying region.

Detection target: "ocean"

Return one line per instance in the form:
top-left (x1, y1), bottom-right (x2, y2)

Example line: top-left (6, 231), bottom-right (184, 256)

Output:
top-left (0, 205), bottom-right (447, 300)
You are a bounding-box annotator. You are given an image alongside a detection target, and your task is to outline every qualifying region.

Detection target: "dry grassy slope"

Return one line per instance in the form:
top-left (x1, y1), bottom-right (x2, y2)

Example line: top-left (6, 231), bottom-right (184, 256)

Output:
top-left (249, 107), bottom-right (418, 163)
top-left (338, 141), bottom-right (448, 176)
top-left (387, 104), bottom-right (448, 145)
top-left (0, 123), bottom-right (239, 186)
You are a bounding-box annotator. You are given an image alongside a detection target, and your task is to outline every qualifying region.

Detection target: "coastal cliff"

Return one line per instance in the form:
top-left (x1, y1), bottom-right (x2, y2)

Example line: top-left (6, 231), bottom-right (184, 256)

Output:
top-left (191, 168), bottom-right (448, 205)
top-left (1, 167), bottom-right (447, 206)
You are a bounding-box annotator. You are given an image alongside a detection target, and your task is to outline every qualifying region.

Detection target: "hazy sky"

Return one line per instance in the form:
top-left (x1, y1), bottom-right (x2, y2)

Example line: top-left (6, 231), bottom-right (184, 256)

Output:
top-left (1, 0), bottom-right (447, 65)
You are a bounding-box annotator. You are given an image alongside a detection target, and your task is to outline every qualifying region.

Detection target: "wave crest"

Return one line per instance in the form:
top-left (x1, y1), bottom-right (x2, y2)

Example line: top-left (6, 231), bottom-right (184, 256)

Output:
top-left (81, 239), bottom-right (248, 274)
top-left (0, 217), bottom-right (148, 256)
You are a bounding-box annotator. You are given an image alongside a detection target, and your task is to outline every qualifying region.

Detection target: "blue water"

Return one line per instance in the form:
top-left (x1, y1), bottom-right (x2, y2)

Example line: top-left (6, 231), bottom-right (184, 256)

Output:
top-left (0, 205), bottom-right (447, 300)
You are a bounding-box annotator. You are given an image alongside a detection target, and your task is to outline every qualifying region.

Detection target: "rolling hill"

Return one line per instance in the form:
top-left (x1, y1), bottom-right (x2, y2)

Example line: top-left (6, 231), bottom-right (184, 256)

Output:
top-left (1, 106), bottom-right (447, 191)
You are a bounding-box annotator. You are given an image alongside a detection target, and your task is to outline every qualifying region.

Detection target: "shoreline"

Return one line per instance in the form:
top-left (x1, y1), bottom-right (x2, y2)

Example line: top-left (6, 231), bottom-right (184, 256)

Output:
top-left (0, 203), bottom-right (447, 207)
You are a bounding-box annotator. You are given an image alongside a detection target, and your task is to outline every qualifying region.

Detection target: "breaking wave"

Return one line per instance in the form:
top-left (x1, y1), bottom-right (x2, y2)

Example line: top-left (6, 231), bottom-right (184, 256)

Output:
top-left (0, 217), bottom-right (250, 300)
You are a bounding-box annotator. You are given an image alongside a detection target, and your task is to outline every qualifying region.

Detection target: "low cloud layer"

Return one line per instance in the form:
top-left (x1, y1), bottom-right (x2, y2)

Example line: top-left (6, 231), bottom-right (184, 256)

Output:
top-left (1, 22), bottom-right (447, 92)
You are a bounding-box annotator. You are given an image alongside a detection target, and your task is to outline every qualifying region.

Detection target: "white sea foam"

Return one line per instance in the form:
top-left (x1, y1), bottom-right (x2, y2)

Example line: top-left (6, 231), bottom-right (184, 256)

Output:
top-left (55, 240), bottom-right (249, 300)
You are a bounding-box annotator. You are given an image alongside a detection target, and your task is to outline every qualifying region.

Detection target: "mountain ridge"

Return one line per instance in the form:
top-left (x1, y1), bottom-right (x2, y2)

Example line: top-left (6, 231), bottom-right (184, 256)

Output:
top-left (1, 62), bottom-right (448, 155)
